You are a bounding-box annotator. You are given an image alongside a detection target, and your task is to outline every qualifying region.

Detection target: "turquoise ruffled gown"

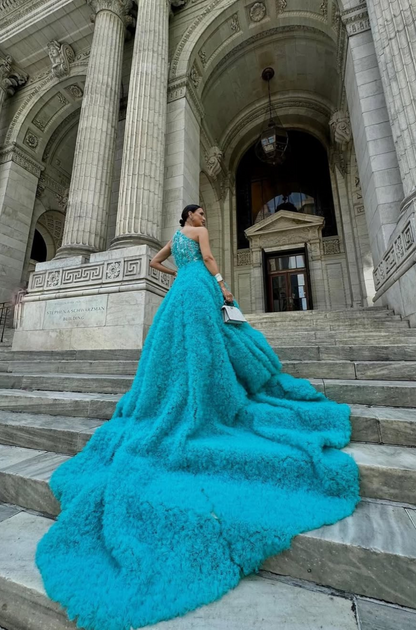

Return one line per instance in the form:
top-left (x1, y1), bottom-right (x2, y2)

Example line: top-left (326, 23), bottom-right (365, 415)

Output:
top-left (36, 230), bottom-right (360, 630)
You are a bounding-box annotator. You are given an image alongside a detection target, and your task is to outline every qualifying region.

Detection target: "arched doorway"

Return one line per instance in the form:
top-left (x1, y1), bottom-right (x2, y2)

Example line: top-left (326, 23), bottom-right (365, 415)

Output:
top-left (236, 131), bottom-right (337, 250)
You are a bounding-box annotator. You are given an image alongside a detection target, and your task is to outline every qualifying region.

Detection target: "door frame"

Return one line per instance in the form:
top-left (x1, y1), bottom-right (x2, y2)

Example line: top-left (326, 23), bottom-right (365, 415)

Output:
top-left (264, 246), bottom-right (314, 312)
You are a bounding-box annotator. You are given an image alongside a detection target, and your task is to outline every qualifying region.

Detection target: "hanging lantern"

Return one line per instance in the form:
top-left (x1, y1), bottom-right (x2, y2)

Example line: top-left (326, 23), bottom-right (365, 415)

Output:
top-left (255, 68), bottom-right (289, 166)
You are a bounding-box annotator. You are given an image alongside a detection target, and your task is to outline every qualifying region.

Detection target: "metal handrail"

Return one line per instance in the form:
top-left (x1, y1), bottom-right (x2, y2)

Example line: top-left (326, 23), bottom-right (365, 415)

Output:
top-left (0, 301), bottom-right (12, 343)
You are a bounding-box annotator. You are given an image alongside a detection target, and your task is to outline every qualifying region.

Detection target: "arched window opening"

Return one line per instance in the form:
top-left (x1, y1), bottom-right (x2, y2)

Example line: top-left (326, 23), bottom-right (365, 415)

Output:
top-left (236, 131), bottom-right (337, 249)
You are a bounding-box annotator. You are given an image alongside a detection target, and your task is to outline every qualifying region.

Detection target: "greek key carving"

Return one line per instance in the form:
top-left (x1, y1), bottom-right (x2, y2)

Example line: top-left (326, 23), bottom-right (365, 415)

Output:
top-left (62, 266), bottom-right (104, 285)
top-left (374, 216), bottom-right (416, 290)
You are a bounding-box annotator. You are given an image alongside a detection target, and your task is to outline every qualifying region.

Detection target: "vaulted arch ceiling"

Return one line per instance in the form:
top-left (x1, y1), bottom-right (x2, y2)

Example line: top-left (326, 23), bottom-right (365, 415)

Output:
top-left (170, 0), bottom-right (346, 158)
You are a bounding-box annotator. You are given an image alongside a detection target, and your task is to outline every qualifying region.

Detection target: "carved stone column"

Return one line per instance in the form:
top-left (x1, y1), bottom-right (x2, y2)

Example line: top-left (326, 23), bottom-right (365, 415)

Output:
top-left (367, 0), bottom-right (416, 208)
top-left (56, 0), bottom-right (132, 258)
top-left (0, 54), bottom-right (27, 113)
top-left (111, 0), bottom-right (173, 249)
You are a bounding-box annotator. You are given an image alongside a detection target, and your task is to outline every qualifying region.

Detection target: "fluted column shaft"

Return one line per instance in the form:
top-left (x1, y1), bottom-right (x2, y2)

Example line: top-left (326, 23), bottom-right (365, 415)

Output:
top-left (368, 0), bottom-right (416, 201)
top-left (111, 0), bottom-right (171, 249)
top-left (57, 0), bottom-right (131, 258)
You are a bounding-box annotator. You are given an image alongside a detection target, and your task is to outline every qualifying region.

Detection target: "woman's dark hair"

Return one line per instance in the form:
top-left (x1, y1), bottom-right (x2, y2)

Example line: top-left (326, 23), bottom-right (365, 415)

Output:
top-left (179, 204), bottom-right (201, 227)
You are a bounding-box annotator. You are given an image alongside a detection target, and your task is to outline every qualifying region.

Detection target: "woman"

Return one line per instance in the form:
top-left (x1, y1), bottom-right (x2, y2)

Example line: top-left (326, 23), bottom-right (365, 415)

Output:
top-left (36, 205), bottom-right (360, 630)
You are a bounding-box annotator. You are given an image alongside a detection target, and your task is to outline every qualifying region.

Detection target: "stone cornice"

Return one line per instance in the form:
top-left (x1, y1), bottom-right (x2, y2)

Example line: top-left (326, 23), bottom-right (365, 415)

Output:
top-left (341, 3), bottom-right (370, 37)
top-left (168, 74), bottom-right (205, 121)
top-left (0, 0), bottom-right (68, 38)
top-left (0, 143), bottom-right (44, 177)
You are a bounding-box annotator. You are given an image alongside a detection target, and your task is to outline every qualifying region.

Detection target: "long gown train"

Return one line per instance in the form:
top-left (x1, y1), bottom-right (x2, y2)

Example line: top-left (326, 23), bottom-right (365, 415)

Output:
top-left (36, 230), bottom-right (360, 630)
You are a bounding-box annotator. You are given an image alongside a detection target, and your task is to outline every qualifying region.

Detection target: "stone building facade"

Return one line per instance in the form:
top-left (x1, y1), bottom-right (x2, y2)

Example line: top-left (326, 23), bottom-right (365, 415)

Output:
top-left (0, 0), bottom-right (415, 350)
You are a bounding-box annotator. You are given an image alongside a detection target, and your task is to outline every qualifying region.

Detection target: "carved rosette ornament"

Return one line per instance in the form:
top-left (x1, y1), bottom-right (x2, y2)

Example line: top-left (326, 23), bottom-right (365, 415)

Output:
top-left (87, 0), bottom-right (134, 24)
top-left (47, 41), bottom-right (75, 79)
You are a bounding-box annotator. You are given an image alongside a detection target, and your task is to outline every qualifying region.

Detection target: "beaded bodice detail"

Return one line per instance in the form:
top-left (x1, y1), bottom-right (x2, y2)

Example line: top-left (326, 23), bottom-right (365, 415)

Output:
top-left (171, 230), bottom-right (203, 268)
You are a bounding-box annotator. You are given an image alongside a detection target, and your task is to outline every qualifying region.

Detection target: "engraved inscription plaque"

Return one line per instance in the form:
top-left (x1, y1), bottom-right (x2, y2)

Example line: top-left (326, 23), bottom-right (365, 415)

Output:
top-left (43, 295), bottom-right (107, 329)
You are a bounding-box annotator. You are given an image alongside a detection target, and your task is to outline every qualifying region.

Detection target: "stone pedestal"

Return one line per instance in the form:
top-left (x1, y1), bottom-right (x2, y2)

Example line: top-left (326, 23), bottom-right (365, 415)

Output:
top-left (12, 247), bottom-right (175, 351)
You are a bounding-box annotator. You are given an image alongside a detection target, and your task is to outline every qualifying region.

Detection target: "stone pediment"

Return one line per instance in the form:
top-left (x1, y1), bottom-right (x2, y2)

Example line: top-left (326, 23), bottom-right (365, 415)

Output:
top-left (245, 210), bottom-right (324, 238)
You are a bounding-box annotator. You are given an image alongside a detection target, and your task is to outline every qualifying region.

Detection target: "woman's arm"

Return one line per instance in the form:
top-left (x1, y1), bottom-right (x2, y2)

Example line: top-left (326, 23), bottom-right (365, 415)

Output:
top-left (198, 227), bottom-right (234, 302)
top-left (149, 241), bottom-right (177, 276)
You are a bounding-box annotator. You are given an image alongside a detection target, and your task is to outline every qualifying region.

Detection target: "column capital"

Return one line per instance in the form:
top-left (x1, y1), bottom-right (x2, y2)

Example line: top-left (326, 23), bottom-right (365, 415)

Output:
top-left (87, 0), bottom-right (133, 22)
top-left (0, 54), bottom-right (27, 97)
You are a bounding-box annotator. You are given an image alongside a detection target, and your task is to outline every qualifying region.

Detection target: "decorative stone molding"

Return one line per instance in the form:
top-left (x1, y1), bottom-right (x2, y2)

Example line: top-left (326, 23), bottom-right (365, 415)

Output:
top-left (189, 63), bottom-right (201, 88)
top-left (198, 49), bottom-right (207, 67)
top-left (341, 2), bottom-right (370, 37)
top-left (237, 250), bottom-right (251, 266)
top-left (249, 2), bottom-right (266, 22)
top-left (230, 12), bottom-right (240, 32)
top-left (351, 153), bottom-right (365, 216)
top-left (276, 0), bottom-right (287, 14)
top-left (329, 110), bottom-right (351, 149)
top-left (0, 53), bottom-right (27, 96)
top-left (29, 253), bottom-right (174, 294)
top-left (0, 143), bottom-right (44, 178)
top-left (223, 95), bottom-right (331, 156)
top-left (64, 84), bottom-right (84, 100)
top-left (23, 129), bottom-right (39, 150)
top-left (167, 75), bottom-right (205, 121)
top-left (373, 214), bottom-right (416, 292)
top-left (323, 237), bottom-right (341, 255)
top-left (206, 145), bottom-right (223, 179)
top-left (47, 41), bottom-right (75, 79)
top-left (169, 0), bottom-right (230, 80)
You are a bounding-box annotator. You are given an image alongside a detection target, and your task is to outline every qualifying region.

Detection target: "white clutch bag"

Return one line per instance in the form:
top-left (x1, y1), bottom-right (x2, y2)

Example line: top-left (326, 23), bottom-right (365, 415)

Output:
top-left (221, 301), bottom-right (247, 324)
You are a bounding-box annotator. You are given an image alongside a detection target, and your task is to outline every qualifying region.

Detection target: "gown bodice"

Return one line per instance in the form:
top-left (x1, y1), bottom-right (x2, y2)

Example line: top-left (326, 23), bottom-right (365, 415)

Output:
top-left (171, 230), bottom-right (204, 269)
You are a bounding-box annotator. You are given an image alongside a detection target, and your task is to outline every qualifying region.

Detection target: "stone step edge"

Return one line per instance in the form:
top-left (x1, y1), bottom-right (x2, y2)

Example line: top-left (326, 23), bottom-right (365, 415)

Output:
top-left (0, 441), bottom-right (415, 513)
top-left (0, 405), bottom-right (415, 451)
top-left (3, 360), bottom-right (416, 382)
top-left (0, 500), bottom-right (414, 615)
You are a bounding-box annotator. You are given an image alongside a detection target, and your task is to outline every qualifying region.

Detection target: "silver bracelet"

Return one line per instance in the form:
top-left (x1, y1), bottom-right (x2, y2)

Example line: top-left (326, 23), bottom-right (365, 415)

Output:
top-left (215, 273), bottom-right (223, 282)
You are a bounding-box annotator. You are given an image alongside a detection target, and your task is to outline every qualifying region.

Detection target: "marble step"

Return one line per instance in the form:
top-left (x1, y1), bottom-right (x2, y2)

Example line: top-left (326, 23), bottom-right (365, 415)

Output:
top-left (251, 320), bottom-right (410, 331)
top-left (350, 405), bottom-right (416, 447)
top-left (262, 499), bottom-right (416, 609)
top-left (0, 500), bottom-right (415, 620)
top-left (274, 345), bottom-right (416, 362)
top-left (261, 332), bottom-right (416, 346)
top-left (0, 389), bottom-right (120, 419)
top-left (0, 440), bottom-right (415, 516)
top-left (3, 344), bottom-right (416, 371)
top-left (246, 306), bottom-right (394, 320)
top-left (1, 375), bottom-right (416, 414)
top-left (316, 378), bottom-right (416, 408)
top-left (2, 510), bottom-right (414, 630)
top-left (0, 401), bottom-right (414, 459)
top-left (283, 360), bottom-right (416, 381)
top-left (0, 411), bottom-right (104, 455)
top-left (5, 359), bottom-right (416, 381)
top-left (2, 373), bottom-right (416, 408)
top-left (0, 348), bottom-right (142, 363)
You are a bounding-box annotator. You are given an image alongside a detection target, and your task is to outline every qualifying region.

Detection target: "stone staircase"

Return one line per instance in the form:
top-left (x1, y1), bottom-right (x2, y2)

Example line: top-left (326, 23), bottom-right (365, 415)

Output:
top-left (0, 306), bottom-right (416, 629)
